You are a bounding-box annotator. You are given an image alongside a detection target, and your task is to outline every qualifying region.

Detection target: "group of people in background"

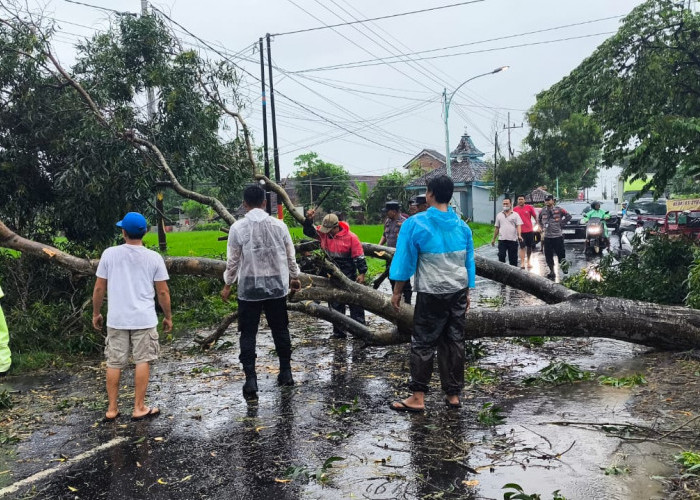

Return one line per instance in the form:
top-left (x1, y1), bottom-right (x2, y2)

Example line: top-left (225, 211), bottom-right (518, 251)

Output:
top-left (492, 194), bottom-right (572, 279)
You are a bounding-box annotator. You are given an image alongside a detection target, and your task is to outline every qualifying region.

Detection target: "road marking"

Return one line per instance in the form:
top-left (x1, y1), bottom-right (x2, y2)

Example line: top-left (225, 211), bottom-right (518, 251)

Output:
top-left (0, 436), bottom-right (129, 497)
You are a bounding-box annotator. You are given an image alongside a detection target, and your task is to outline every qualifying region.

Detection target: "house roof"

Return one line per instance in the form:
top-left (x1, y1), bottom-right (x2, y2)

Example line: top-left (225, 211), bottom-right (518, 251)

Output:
top-left (450, 133), bottom-right (484, 161)
top-left (407, 134), bottom-right (490, 187)
top-left (401, 148), bottom-right (446, 169)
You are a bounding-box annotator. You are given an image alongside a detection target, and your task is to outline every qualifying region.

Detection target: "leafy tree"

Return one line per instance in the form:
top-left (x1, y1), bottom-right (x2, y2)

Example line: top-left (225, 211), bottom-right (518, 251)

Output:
top-left (182, 200), bottom-right (211, 222)
top-left (525, 97), bottom-right (602, 187)
top-left (0, 12), bottom-right (250, 248)
top-left (541, 0), bottom-right (700, 195)
top-left (292, 152), bottom-right (351, 214)
top-left (354, 181), bottom-right (371, 215)
top-left (367, 170), bottom-right (414, 221)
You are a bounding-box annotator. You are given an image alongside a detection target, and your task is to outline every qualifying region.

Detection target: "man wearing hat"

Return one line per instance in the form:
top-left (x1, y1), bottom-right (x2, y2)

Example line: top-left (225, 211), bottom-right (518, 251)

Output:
top-left (380, 201), bottom-right (413, 304)
top-left (414, 195), bottom-right (428, 213)
top-left (537, 195), bottom-right (572, 279)
top-left (304, 209), bottom-right (367, 339)
top-left (408, 198), bottom-right (418, 216)
top-left (93, 212), bottom-right (172, 422)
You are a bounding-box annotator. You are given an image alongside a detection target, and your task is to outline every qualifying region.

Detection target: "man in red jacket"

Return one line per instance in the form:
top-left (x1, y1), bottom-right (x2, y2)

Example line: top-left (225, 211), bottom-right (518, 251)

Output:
top-left (304, 210), bottom-right (367, 339)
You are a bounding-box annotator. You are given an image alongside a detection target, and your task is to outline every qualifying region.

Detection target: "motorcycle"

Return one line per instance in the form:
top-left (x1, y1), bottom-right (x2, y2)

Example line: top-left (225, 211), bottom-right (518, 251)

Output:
top-left (584, 217), bottom-right (609, 255)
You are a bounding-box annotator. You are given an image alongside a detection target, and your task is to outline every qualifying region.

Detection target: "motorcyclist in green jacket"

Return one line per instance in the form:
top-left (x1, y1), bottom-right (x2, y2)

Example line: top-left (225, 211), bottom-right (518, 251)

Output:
top-left (582, 201), bottom-right (611, 238)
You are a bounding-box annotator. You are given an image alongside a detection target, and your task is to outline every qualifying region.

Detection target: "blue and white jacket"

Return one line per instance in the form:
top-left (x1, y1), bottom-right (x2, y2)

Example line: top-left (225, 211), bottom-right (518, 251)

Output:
top-left (389, 207), bottom-right (476, 294)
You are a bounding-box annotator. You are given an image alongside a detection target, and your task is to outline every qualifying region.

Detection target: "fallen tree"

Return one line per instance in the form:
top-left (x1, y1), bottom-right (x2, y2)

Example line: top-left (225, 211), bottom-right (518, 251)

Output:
top-left (3, 218), bottom-right (700, 350)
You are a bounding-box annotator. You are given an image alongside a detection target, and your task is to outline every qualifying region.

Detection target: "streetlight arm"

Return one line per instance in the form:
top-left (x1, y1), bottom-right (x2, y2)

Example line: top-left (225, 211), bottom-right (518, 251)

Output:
top-left (446, 66), bottom-right (509, 108)
top-left (447, 71), bottom-right (494, 107)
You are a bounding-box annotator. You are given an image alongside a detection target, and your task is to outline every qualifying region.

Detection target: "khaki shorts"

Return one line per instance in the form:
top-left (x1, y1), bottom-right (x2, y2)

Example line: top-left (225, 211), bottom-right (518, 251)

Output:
top-left (105, 327), bottom-right (160, 369)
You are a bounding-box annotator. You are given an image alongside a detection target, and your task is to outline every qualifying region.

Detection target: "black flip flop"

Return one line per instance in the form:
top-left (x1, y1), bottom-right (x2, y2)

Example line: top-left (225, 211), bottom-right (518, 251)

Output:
top-left (131, 407), bottom-right (161, 422)
top-left (444, 398), bottom-right (462, 409)
top-left (102, 412), bottom-right (120, 423)
top-left (389, 401), bottom-right (424, 413)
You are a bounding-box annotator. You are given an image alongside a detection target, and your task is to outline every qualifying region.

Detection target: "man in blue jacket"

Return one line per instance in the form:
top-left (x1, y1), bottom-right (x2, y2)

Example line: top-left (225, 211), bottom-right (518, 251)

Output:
top-left (388, 175), bottom-right (476, 412)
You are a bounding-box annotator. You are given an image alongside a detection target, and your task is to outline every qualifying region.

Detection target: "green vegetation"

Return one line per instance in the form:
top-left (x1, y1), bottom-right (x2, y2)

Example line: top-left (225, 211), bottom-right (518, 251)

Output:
top-left (565, 236), bottom-right (696, 307)
top-left (537, 0), bottom-right (700, 196)
top-left (293, 152), bottom-right (352, 214)
top-left (477, 402), bottom-right (506, 426)
top-left (284, 456), bottom-right (345, 484)
top-left (676, 451), bottom-right (700, 473)
top-left (603, 465), bottom-right (630, 476)
top-left (479, 296), bottom-right (504, 308)
top-left (510, 337), bottom-right (551, 348)
top-left (143, 231), bottom-right (227, 258)
top-left (0, 390), bottom-right (12, 410)
top-left (523, 362), bottom-right (592, 386)
top-left (598, 374), bottom-right (647, 388)
top-left (329, 396), bottom-right (360, 416)
top-left (465, 341), bottom-right (487, 361)
top-left (464, 366), bottom-right (498, 386)
top-left (503, 483), bottom-right (567, 500)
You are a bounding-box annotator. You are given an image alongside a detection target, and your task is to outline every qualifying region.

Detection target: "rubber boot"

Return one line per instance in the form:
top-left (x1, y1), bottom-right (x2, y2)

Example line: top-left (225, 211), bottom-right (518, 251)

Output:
top-left (277, 359), bottom-right (294, 387)
top-left (242, 365), bottom-right (258, 400)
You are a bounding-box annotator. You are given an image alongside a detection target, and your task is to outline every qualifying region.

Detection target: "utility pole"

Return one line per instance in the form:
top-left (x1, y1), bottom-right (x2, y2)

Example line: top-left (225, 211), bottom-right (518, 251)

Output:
top-left (493, 131), bottom-right (498, 224)
top-left (503, 112), bottom-right (524, 160)
top-left (266, 34), bottom-right (283, 219)
top-left (259, 38), bottom-right (271, 214)
top-left (141, 0), bottom-right (166, 251)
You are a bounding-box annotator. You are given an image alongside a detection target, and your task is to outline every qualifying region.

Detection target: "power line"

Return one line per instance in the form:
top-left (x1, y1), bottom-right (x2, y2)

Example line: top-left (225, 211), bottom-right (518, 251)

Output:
top-left (149, 5), bottom-right (414, 156)
top-left (63, 0), bottom-right (135, 16)
top-left (270, 0), bottom-right (484, 37)
top-left (285, 0), bottom-right (437, 94)
top-left (291, 14), bottom-right (625, 73)
top-left (332, 0), bottom-right (503, 117)
top-left (293, 31), bottom-right (617, 72)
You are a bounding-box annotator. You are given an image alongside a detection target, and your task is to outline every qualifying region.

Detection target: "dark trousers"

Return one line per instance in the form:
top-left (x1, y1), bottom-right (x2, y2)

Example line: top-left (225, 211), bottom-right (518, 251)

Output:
top-left (329, 302), bottom-right (365, 335)
top-left (409, 290), bottom-right (467, 396)
top-left (389, 279), bottom-right (413, 305)
top-left (238, 297), bottom-right (291, 370)
top-left (497, 240), bottom-right (519, 266)
top-left (543, 236), bottom-right (566, 270)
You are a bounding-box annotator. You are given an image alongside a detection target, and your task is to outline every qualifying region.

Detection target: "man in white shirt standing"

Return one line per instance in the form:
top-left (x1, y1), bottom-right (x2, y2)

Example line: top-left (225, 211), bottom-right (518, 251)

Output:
top-left (92, 212), bottom-right (172, 422)
top-left (491, 197), bottom-right (523, 266)
top-left (221, 185), bottom-right (301, 401)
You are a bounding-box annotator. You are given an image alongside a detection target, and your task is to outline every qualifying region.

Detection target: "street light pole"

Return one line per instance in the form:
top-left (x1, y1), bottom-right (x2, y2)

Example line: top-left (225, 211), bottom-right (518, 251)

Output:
top-left (443, 66), bottom-right (509, 179)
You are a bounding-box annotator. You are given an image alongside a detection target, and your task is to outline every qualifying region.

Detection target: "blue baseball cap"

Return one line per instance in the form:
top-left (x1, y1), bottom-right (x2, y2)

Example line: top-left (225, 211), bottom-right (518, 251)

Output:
top-left (116, 212), bottom-right (148, 236)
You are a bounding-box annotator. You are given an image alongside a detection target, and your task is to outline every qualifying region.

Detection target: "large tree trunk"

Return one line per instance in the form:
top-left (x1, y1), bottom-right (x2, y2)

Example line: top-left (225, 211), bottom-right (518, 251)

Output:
top-left (2, 219), bottom-right (700, 350)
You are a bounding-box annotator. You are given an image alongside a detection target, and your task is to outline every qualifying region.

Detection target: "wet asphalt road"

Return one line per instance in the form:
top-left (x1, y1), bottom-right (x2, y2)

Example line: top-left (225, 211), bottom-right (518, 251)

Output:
top-left (0, 238), bottom-right (672, 500)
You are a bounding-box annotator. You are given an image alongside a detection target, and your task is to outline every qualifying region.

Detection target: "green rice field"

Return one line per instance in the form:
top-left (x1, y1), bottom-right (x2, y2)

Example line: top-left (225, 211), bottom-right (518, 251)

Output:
top-left (142, 221), bottom-right (492, 258)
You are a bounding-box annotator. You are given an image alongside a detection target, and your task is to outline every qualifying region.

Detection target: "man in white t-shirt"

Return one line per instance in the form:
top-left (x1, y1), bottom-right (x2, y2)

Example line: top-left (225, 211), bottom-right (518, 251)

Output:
top-left (92, 212), bottom-right (172, 422)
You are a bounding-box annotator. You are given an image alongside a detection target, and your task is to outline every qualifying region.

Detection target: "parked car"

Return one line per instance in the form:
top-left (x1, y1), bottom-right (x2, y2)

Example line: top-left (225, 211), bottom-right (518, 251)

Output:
top-left (618, 198), bottom-right (667, 233)
top-left (556, 201), bottom-right (619, 239)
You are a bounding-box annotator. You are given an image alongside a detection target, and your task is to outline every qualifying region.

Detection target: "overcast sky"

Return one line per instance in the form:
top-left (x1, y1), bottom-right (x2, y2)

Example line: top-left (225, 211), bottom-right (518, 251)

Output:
top-left (38, 0), bottom-right (644, 191)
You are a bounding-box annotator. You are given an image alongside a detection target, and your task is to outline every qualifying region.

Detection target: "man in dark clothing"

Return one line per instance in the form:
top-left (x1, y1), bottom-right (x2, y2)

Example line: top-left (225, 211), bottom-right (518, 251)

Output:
top-left (304, 209), bottom-right (367, 339)
top-left (221, 186), bottom-right (301, 400)
top-left (537, 194), bottom-right (572, 279)
top-left (380, 201), bottom-right (412, 304)
top-left (388, 175), bottom-right (476, 412)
